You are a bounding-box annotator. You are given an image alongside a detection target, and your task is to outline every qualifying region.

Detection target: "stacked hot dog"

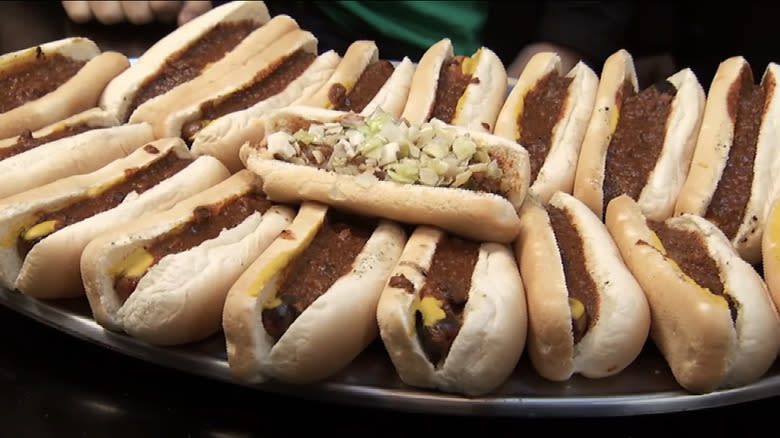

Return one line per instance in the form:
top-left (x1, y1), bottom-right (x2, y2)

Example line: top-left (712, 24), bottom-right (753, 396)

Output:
top-left (1, 0), bottom-right (779, 398)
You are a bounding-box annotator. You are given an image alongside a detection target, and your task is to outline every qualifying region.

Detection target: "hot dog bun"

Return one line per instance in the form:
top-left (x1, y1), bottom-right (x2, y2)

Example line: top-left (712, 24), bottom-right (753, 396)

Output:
top-left (376, 225), bottom-right (527, 396)
top-left (0, 37), bottom-right (129, 138)
top-left (129, 16), bottom-right (307, 138)
top-left (494, 52), bottom-right (598, 204)
top-left (81, 170), bottom-right (293, 346)
top-left (240, 106), bottom-right (531, 243)
top-left (189, 49), bottom-right (341, 173)
top-left (573, 49), bottom-right (706, 221)
top-left (606, 194), bottom-right (780, 392)
top-left (99, 0), bottom-right (272, 122)
top-left (401, 38), bottom-right (507, 132)
top-left (675, 57), bottom-right (780, 264)
top-left (222, 202), bottom-right (407, 383)
top-left (0, 121), bottom-right (154, 199)
top-left (0, 137), bottom-right (230, 298)
top-left (515, 191), bottom-right (650, 381)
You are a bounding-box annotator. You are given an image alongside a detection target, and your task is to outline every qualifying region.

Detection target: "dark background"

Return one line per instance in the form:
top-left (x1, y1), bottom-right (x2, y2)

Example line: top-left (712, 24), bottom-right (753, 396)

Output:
top-left (1, 2), bottom-right (778, 435)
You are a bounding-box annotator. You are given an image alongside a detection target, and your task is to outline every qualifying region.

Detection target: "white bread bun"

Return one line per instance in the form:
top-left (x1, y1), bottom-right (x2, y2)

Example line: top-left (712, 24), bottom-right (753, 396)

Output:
top-left (675, 58), bottom-right (780, 265)
top-left (761, 196), bottom-right (780, 316)
top-left (0, 37), bottom-right (128, 138)
top-left (0, 122), bottom-right (154, 199)
top-left (189, 50), bottom-right (341, 173)
top-left (240, 106), bottom-right (531, 243)
top-left (494, 52), bottom-right (598, 204)
top-left (376, 225), bottom-right (527, 396)
top-left (0, 137), bottom-right (230, 297)
top-left (401, 38), bottom-right (507, 132)
top-left (222, 201), bottom-right (407, 383)
top-left (81, 170), bottom-right (294, 346)
top-left (606, 194), bottom-right (780, 392)
top-left (515, 191), bottom-right (650, 381)
top-left (291, 40), bottom-right (379, 108)
top-left (573, 49), bottom-right (705, 221)
top-left (0, 107), bottom-right (118, 157)
top-left (130, 24), bottom-right (313, 139)
top-left (360, 56), bottom-right (416, 119)
top-left (99, 0), bottom-right (272, 122)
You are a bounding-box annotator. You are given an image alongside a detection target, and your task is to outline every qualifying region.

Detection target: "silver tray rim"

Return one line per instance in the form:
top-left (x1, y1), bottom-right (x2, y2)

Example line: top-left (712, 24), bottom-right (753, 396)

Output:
top-left (3, 286), bottom-right (780, 418)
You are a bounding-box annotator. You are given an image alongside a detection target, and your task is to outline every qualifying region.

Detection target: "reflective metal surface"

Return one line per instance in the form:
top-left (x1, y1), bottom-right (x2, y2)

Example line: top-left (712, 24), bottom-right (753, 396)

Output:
top-left (2, 286), bottom-right (779, 418)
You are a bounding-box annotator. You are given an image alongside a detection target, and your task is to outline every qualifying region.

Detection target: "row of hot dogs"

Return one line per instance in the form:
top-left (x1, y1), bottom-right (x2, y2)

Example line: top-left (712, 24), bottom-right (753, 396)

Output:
top-left (1, 0), bottom-right (780, 397)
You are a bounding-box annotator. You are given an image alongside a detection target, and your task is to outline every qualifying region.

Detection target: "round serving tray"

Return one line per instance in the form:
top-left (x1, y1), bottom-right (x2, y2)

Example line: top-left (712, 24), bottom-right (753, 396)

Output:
top-left (2, 287), bottom-right (779, 418)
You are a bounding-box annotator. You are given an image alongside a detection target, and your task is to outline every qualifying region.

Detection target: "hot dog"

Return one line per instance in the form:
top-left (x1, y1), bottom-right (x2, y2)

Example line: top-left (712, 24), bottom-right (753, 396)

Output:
top-left (515, 191), bottom-right (650, 381)
top-left (762, 196), bottom-right (780, 315)
top-left (240, 106), bottom-right (531, 243)
top-left (376, 225), bottom-right (527, 396)
top-left (222, 201), bottom-right (406, 383)
top-left (128, 15), bottom-right (306, 138)
top-left (81, 170), bottom-right (294, 346)
top-left (191, 40), bottom-right (416, 173)
top-left (400, 38), bottom-right (507, 133)
top-left (99, 0), bottom-right (272, 122)
top-left (0, 138), bottom-right (230, 298)
top-left (606, 194), bottom-right (780, 393)
top-left (572, 49), bottom-right (706, 221)
top-left (493, 51), bottom-right (598, 204)
top-left (0, 120), bottom-right (154, 199)
top-left (675, 57), bottom-right (780, 265)
top-left (0, 37), bottom-right (129, 138)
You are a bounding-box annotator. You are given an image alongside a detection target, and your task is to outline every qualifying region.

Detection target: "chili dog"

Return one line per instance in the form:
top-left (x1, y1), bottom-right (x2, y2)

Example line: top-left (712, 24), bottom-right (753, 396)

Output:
top-left (0, 119), bottom-right (154, 199)
top-left (572, 49), bottom-right (706, 221)
top-left (222, 202), bottom-right (406, 383)
top-left (240, 106), bottom-right (531, 243)
top-left (515, 191), bottom-right (650, 381)
top-left (376, 225), bottom-right (527, 396)
top-left (0, 37), bottom-right (129, 138)
top-left (81, 170), bottom-right (294, 346)
top-left (0, 138), bottom-right (230, 299)
top-left (400, 38), bottom-right (507, 133)
top-left (191, 40), bottom-right (416, 173)
top-left (675, 57), bottom-right (780, 265)
top-left (762, 196), bottom-right (780, 314)
top-left (494, 52), bottom-right (598, 204)
top-left (128, 15), bottom-right (305, 138)
top-left (99, 0), bottom-right (272, 122)
top-left (606, 194), bottom-right (780, 393)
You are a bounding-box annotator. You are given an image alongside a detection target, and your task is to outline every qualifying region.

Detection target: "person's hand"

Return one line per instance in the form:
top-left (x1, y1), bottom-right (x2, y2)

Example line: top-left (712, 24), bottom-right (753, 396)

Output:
top-left (61, 1), bottom-right (213, 27)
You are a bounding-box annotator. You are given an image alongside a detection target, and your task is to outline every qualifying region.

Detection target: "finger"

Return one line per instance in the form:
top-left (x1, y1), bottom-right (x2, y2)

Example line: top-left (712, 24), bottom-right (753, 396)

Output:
top-left (89, 1), bottom-right (126, 25)
top-left (177, 1), bottom-right (213, 26)
top-left (61, 1), bottom-right (93, 23)
top-left (120, 1), bottom-right (155, 25)
top-left (149, 1), bottom-right (184, 23)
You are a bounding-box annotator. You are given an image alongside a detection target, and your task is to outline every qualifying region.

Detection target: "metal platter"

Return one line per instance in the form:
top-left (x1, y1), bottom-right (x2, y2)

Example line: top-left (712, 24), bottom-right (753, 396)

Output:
top-left (2, 285), bottom-right (779, 418)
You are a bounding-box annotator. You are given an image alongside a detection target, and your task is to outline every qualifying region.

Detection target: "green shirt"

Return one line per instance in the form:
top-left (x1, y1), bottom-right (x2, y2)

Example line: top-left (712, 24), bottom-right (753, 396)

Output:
top-left (315, 1), bottom-right (489, 56)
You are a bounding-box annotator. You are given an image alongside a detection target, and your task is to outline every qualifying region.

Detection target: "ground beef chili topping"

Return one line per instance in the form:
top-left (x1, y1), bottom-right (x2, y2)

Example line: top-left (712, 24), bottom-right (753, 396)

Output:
top-left (181, 49), bottom-right (317, 142)
top-left (518, 71), bottom-right (573, 182)
top-left (547, 205), bottom-right (599, 342)
top-left (261, 211), bottom-right (376, 342)
top-left (0, 123), bottom-right (94, 161)
top-left (705, 65), bottom-right (767, 240)
top-left (0, 52), bottom-right (85, 113)
top-left (127, 20), bottom-right (260, 118)
top-left (414, 235), bottom-right (479, 366)
top-left (602, 80), bottom-right (676, 215)
top-left (332, 60), bottom-right (395, 112)
top-left (112, 192), bottom-right (273, 303)
top-left (647, 220), bottom-right (737, 322)
top-left (430, 56), bottom-right (477, 123)
top-left (17, 147), bottom-right (194, 260)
